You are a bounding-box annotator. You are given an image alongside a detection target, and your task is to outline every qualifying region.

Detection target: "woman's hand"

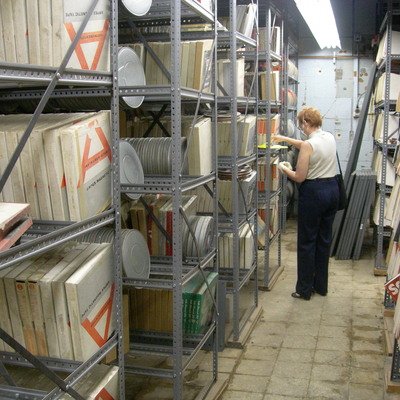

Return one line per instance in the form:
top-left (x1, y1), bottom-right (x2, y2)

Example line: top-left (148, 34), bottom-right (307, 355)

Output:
top-left (271, 134), bottom-right (286, 144)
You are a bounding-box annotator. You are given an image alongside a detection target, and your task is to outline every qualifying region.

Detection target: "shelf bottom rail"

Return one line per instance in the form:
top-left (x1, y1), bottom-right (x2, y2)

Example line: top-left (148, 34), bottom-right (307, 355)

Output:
top-left (129, 322), bottom-right (216, 358)
top-left (126, 323), bottom-right (217, 377)
top-left (0, 333), bottom-right (119, 400)
top-left (125, 364), bottom-right (174, 379)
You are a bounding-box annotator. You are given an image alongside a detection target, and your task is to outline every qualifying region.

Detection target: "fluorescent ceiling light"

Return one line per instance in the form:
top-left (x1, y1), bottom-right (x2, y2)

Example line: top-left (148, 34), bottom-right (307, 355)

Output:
top-left (294, 0), bottom-right (341, 49)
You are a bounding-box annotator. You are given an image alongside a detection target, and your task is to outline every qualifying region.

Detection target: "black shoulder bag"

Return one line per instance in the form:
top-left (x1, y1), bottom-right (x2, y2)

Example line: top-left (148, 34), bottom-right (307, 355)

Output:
top-left (335, 152), bottom-right (347, 210)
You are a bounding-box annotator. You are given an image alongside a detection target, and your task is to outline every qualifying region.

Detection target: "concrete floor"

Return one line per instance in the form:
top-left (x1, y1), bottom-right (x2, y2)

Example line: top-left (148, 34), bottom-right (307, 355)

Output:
top-left (218, 218), bottom-right (399, 400)
top-left (5, 218), bottom-right (394, 399)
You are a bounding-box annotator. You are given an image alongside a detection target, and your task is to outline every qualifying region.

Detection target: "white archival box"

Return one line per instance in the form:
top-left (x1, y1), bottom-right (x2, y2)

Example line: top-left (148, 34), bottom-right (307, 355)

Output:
top-left (61, 111), bottom-right (112, 221)
top-left (51, 243), bottom-right (102, 360)
top-left (61, 0), bottom-right (110, 71)
top-left (65, 244), bottom-right (114, 362)
top-left (39, 242), bottom-right (90, 358)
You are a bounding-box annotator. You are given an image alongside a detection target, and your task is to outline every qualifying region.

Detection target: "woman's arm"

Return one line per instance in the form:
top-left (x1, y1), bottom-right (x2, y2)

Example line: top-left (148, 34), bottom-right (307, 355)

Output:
top-left (280, 141), bottom-right (312, 183)
top-left (271, 134), bottom-right (303, 150)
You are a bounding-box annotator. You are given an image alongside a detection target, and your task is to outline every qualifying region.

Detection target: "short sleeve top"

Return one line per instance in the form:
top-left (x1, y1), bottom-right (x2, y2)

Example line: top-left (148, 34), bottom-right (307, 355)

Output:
top-left (306, 129), bottom-right (337, 180)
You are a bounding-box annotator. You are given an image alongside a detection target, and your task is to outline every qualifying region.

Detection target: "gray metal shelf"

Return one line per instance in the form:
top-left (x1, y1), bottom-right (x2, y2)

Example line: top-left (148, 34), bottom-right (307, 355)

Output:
top-left (218, 31), bottom-right (257, 48)
top-left (0, 0), bottom-right (237, 398)
top-left (0, 0), bottom-right (125, 398)
top-left (257, 3), bottom-right (286, 291)
top-left (122, 173), bottom-right (216, 195)
top-left (0, 85), bottom-right (216, 104)
top-left (215, 0), bottom-right (259, 345)
top-left (0, 62), bottom-right (112, 87)
top-left (123, 249), bottom-right (218, 290)
top-left (374, 7), bottom-right (396, 273)
top-left (118, 1), bottom-right (219, 399)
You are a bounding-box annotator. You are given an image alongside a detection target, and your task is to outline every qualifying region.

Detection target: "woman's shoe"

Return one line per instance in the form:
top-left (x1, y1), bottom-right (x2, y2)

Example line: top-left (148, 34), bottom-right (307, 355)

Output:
top-left (291, 292), bottom-right (310, 301)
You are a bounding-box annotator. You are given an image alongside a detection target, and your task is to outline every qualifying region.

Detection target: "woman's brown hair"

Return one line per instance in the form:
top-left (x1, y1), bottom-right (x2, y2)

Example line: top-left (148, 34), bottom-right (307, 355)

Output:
top-left (296, 107), bottom-right (322, 128)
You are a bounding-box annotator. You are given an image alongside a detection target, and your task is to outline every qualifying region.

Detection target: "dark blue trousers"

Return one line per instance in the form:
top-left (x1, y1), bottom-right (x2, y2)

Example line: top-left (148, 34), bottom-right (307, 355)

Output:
top-left (296, 177), bottom-right (339, 298)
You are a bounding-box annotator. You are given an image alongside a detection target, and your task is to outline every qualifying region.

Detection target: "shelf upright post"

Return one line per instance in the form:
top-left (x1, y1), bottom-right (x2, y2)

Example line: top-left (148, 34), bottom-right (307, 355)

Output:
top-left (281, 2), bottom-right (289, 234)
top-left (110, 0), bottom-right (125, 397)
top-left (170, 0), bottom-right (184, 397)
top-left (263, 3), bottom-right (273, 289)
top-left (212, 0), bottom-right (220, 379)
top-left (254, 0), bottom-right (259, 310)
top-left (376, 2), bottom-right (392, 271)
top-left (229, 0), bottom-right (241, 343)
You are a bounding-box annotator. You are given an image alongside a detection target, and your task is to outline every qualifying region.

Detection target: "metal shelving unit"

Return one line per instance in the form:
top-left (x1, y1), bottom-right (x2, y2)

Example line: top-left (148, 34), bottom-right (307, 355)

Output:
top-left (0, 0), bottom-right (125, 398)
top-left (374, 5), bottom-right (399, 273)
top-left (281, 32), bottom-right (298, 231)
top-left (215, 0), bottom-right (260, 345)
top-left (118, 1), bottom-right (219, 399)
top-left (257, 1), bottom-right (285, 291)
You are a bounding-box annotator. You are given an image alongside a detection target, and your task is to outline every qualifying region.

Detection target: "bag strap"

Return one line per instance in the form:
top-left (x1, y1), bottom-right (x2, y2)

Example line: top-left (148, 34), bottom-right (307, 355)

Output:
top-left (336, 152), bottom-right (343, 177)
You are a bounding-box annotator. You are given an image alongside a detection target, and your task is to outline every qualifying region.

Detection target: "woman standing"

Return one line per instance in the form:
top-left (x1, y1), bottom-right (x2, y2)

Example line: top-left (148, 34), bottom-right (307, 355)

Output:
top-left (272, 107), bottom-right (339, 300)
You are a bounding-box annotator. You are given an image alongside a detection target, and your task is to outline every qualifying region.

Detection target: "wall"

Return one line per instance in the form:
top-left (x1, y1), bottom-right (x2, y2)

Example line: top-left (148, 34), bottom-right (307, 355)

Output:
top-left (295, 0), bottom-right (378, 173)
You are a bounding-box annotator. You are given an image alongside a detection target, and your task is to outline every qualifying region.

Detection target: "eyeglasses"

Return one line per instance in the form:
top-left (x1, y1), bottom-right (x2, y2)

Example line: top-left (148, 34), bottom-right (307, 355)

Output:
top-left (297, 119), bottom-right (306, 130)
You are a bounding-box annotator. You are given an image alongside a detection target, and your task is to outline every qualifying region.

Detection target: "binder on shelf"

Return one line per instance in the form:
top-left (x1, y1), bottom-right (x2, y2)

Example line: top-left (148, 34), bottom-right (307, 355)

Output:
top-left (4, 131), bottom-right (27, 205)
top-left (193, 39), bottom-right (213, 91)
top-left (158, 195), bottom-right (197, 256)
top-left (39, 242), bottom-right (90, 358)
top-left (44, 113), bottom-right (94, 221)
top-left (65, 244), bottom-right (114, 362)
top-left (61, 111), bottom-right (112, 222)
top-left (27, 246), bottom-right (75, 357)
top-left (52, 243), bottom-right (102, 360)
top-left (60, 0), bottom-right (111, 71)
top-left (0, 131), bottom-right (13, 203)
top-left (12, 0), bottom-right (29, 64)
top-left (39, 0), bottom-right (53, 66)
top-left (3, 258), bottom-right (43, 349)
top-left (26, 0), bottom-right (41, 65)
top-left (376, 29), bottom-right (400, 64)
top-left (217, 58), bottom-right (245, 97)
top-left (218, 225), bottom-right (254, 269)
top-left (1, 0), bottom-right (17, 63)
top-left (0, 265), bottom-right (16, 352)
top-left (15, 256), bottom-right (55, 355)
top-left (375, 72), bottom-right (400, 103)
top-left (182, 117), bottom-right (213, 175)
top-left (14, 128), bottom-right (40, 220)
top-left (0, 10), bottom-right (5, 63)
top-left (146, 195), bottom-right (170, 255)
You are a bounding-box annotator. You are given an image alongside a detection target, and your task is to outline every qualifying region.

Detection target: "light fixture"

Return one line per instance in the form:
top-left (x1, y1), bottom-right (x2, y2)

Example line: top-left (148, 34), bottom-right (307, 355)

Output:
top-left (294, 0), bottom-right (341, 49)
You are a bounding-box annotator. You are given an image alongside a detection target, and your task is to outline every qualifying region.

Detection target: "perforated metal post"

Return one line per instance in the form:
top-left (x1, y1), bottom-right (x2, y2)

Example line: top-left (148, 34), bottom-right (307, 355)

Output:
top-left (263, 4), bottom-right (273, 289)
top-left (170, 1), bottom-right (184, 397)
top-left (110, 0), bottom-right (125, 398)
top-left (376, 2), bottom-right (392, 271)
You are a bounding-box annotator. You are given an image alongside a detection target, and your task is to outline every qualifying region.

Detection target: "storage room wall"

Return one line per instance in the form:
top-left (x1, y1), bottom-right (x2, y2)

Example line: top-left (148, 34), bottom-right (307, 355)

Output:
top-left (295, 0), bottom-right (378, 173)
